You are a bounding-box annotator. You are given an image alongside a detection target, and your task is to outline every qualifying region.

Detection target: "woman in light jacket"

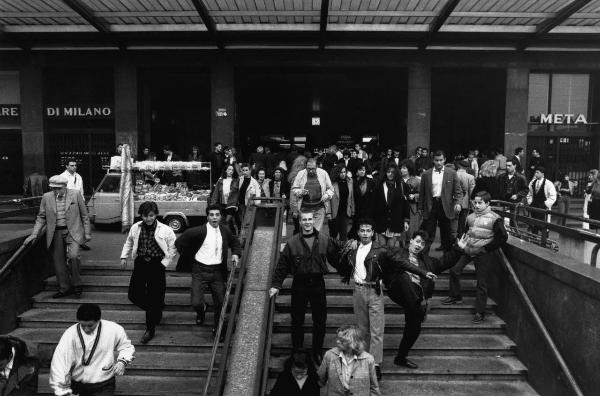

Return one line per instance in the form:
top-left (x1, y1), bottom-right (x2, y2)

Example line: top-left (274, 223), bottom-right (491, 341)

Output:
top-left (328, 164), bottom-right (354, 241)
top-left (209, 164), bottom-right (240, 234)
top-left (318, 325), bottom-right (380, 396)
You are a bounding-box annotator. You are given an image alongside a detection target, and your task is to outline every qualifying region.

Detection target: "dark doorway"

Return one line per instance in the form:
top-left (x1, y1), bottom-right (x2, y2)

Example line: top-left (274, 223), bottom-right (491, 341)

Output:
top-left (139, 69), bottom-right (211, 160)
top-left (237, 68), bottom-right (407, 157)
top-left (431, 68), bottom-right (506, 159)
top-left (0, 130), bottom-right (23, 195)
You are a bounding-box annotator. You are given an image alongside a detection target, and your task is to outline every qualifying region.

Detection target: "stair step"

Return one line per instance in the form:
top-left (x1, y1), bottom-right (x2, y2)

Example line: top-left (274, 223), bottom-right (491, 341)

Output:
top-left (270, 355), bottom-right (527, 381)
top-left (45, 275), bottom-right (192, 292)
top-left (273, 313), bottom-right (505, 334)
top-left (32, 291), bottom-right (213, 311)
top-left (270, 333), bottom-right (516, 356)
top-left (38, 351), bottom-right (213, 376)
top-left (19, 309), bottom-right (219, 331)
top-left (37, 374), bottom-right (206, 395)
top-left (10, 327), bottom-right (223, 355)
top-left (275, 295), bottom-right (495, 314)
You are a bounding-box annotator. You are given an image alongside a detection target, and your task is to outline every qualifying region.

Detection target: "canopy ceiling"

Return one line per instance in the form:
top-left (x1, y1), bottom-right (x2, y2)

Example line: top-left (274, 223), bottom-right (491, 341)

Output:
top-left (0, 0), bottom-right (599, 50)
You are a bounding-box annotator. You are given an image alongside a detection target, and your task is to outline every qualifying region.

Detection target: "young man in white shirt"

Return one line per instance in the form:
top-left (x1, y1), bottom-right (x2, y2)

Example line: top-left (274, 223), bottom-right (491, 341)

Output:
top-left (60, 160), bottom-right (84, 197)
top-left (175, 204), bottom-right (242, 338)
top-left (49, 303), bottom-right (134, 396)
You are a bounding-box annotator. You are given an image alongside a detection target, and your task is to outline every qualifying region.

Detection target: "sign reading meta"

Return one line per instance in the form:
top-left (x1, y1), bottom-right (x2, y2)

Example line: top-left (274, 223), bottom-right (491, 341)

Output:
top-left (539, 113), bottom-right (587, 124)
top-left (46, 105), bottom-right (113, 119)
top-left (0, 105), bottom-right (19, 118)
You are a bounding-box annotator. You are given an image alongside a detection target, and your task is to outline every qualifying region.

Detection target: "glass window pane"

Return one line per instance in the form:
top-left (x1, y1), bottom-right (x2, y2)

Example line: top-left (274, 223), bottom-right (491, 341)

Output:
top-left (550, 74), bottom-right (589, 115)
top-left (528, 73), bottom-right (549, 123)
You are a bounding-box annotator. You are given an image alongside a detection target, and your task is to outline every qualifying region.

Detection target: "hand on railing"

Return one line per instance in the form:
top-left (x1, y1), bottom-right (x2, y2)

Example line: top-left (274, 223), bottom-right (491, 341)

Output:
top-left (23, 234), bottom-right (37, 246)
top-left (269, 287), bottom-right (279, 298)
top-left (121, 259), bottom-right (128, 269)
top-left (231, 254), bottom-right (240, 268)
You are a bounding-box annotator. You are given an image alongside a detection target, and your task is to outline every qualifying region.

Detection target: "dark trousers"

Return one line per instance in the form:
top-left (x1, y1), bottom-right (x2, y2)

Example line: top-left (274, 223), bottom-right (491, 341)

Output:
top-left (72, 377), bottom-right (115, 396)
top-left (191, 262), bottom-right (225, 329)
top-left (51, 229), bottom-right (82, 293)
top-left (291, 274), bottom-right (327, 355)
top-left (529, 201), bottom-right (547, 234)
top-left (472, 250), bottom-right (500, 314)
top-left (128, 257), bottom-right (166, 330)
top-left (448, 255), bottom-right (470, 298)
top-left (421, 199), bottom-right (453, 251)
top-left (387, 273), bottom-right (425, 359)
top-left (223, 207), bottom-right (238, 235)
top-left (329, 212), bottom-right (350, 241)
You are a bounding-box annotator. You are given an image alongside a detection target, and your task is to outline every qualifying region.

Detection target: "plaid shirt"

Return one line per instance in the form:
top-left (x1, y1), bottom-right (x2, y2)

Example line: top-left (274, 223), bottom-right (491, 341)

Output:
top-left (137, 221), bottom-right (164, 258)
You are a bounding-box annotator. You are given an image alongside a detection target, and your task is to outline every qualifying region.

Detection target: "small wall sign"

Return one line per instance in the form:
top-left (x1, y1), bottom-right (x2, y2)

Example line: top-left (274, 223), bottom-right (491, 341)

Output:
top-left (539, 113), bottom-right (587, 124)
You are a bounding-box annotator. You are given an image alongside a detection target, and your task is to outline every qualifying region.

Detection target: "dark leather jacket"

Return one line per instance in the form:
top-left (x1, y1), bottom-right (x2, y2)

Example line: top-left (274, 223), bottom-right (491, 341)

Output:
top-left (271, 231), bottom-right (342, 289)
top-left (0, 336), bottom-right (38, 396)
top-left (339, 242), bottom-right (428, 285)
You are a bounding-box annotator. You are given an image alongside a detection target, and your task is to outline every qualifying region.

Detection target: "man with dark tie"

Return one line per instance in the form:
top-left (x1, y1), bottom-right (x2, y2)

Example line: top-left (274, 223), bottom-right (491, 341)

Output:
top-left (418, 150), bottom-right (463, 252)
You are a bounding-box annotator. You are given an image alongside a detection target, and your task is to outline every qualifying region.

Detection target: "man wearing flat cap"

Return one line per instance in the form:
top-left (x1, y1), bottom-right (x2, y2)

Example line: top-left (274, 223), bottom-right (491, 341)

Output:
top-left (24, 175), bottom-right (91, 298)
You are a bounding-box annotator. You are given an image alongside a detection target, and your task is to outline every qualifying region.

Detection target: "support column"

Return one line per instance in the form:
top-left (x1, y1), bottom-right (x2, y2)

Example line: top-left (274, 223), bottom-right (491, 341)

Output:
top-left (407, 64), bottom-right (431, 156)
top-left (115, 57), bottom-right (138, 156)
top-left (20, 54), bottom-right (45, 176)
top-left (504, 67), bottom-right (529, 159)
top-left (211, 61), bottom-right (235, 148)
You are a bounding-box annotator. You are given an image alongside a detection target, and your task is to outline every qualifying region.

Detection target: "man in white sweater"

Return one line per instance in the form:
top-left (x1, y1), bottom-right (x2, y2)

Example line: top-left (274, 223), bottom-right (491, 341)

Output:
top-left (49, 304), bottom-right (135, 396)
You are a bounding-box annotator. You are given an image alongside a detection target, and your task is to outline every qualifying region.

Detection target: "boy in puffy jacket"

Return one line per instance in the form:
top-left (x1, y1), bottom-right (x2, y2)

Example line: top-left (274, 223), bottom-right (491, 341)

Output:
top-left (456, 191), bottom-right (507, 323)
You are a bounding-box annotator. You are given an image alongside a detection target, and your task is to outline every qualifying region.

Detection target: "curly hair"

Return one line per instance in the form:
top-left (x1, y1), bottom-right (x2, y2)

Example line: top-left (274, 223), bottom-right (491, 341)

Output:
top-left (288, 155), bottom-right (307, 184)
top-left (336, 325), bottom-right (366, 356)
top-left (479, 160), bottom-right (498, 178)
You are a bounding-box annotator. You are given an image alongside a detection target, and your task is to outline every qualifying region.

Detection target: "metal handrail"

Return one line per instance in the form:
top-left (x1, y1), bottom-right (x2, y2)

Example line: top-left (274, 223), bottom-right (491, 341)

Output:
top-left (203, 206), bottom-right (258, 396)
top-left (0, 226), bottom-right (46, 282)
top-left (257, 202), bottom-right (285, 396)
top-left (492, 199), bottom-right (600, 228)
top-left (498, 249), bottom-right (584, 396)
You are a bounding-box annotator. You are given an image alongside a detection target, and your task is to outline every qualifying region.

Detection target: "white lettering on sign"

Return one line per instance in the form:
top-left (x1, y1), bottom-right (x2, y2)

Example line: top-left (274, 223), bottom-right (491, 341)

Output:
top-left (539, 113), bottom-right (588, 124)
top-left (45, 106), bottom-right (113, 118)
top-left (0, 105), bottom-right (19, 117)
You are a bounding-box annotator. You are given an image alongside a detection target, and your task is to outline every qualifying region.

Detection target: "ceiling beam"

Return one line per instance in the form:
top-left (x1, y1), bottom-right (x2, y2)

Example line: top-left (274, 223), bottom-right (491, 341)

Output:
top-left (190, 0), bottom-right (223, 49)
top-left (517, 0), bottom-right (592, 50)
top-left (319, 0), bottom-right (330, 49)
top-left (61, 0), bottom-right (125, 50)
top-left (0, 24), bottom-right (28, 50)
top-left (419, 0), bottom-right (460, 50)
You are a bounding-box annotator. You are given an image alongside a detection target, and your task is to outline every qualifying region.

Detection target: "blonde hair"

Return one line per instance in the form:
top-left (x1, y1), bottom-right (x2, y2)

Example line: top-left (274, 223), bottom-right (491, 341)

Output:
top-left (336, 325), bottom-right (366, 355)
top-left (479, 160), bottom-right (498, 178)
top-left (288, 155), bottom-right (308, 184)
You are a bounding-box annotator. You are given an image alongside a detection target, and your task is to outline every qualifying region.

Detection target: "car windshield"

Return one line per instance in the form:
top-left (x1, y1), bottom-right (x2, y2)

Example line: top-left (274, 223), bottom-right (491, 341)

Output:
top-left (97, 174), bottom-right (121, 193)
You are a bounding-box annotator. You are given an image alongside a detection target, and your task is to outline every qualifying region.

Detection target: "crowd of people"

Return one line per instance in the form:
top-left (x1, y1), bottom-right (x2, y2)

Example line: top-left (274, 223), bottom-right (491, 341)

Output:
top-left (7, 140), bottom-right (600, 396)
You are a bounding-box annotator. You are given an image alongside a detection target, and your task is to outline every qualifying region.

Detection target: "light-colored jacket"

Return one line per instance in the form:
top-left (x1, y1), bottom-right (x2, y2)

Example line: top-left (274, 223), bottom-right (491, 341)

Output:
top-left (317, 347), bottom-right (380, 396)
top-left (290, 168), bottom-right (334, 215)
top-left (331, 177), bottom-right (355, 219)
top-left (241, 177), bottom-right (261, 206)
top-left (527, 178), bottom-right (557, 209)
top-left (120, 220), bottom-right (177, 267)
top-left (456, 169), bottom-right (475, 209)
top-left (31, 189), bottom-right (91, 248)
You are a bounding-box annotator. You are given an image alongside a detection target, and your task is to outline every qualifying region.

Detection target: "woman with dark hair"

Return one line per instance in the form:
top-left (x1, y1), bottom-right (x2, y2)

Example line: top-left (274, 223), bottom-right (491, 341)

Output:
top-left (256, 167), bottom-right (271, 199)
top-left (400, 159), bottom-right (421, 240)
top-left (329, 164), bottom-right (354, 241)
top-left (348, 164), bottom-right (376, 239)
top-left (209, 164), bottom-right (240, 234)
top-left (269, 167), bottom-right (291, 203)
top-left (270, 350), bottom-right (320, 396)
top-left (373, 164), bottom-right (410, 247)
top-left (120, 201), bottom-right (177, 344)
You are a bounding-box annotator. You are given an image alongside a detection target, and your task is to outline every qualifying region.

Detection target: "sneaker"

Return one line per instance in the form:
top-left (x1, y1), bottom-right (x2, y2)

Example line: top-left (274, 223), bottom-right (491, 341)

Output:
top-left (472, 313), bottom-right (485, 323)
top-left (441, 296), bottom-right (463, 305)
top-left (375, 365), bottom-right (382, 380)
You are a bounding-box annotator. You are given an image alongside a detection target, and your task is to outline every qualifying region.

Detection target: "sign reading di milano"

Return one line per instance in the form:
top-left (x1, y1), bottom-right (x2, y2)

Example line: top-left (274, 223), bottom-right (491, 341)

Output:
top-left (45, 105), bottom-right (113, 119)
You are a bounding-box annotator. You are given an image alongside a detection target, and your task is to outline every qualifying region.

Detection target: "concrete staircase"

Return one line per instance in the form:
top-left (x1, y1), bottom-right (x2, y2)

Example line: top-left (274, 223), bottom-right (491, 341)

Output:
top-left (10, 261), bottom-right (214, 395)
top-left (267, 265), bottom-right (539, 395)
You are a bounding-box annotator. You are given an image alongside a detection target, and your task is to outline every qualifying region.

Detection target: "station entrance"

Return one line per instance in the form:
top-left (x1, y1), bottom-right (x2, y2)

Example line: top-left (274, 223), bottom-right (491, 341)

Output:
top-left (431, 68), bottom-right (506, 159)
top-left (237, 68), bottom-right (407, 157)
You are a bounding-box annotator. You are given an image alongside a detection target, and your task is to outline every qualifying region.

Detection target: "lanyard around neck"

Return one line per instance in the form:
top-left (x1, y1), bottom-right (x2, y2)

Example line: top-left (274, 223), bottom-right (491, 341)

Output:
top-left (77, 321), bottom-right (102, 366)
